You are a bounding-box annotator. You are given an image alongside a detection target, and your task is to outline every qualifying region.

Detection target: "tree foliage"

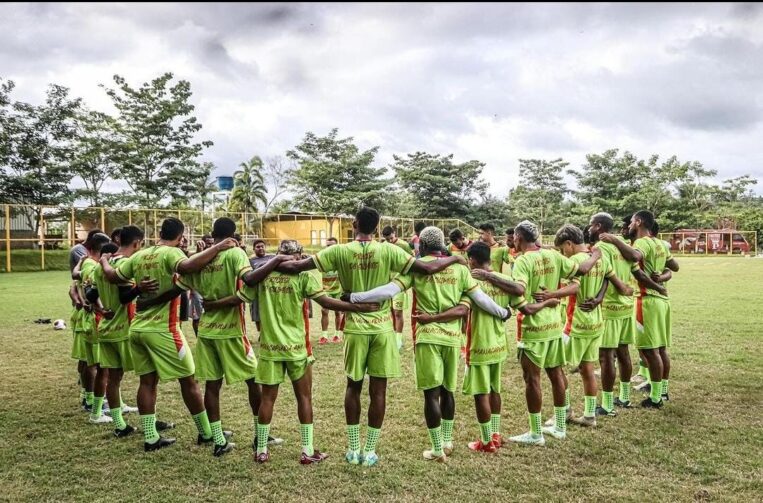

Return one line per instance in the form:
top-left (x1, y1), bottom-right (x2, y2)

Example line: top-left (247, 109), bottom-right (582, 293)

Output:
top-left (228, 156), bottom-right (268, 214)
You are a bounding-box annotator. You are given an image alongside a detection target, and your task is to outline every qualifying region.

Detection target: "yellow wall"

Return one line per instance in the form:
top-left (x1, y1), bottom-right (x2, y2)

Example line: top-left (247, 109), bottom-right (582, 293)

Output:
top-left (262, 218), bottom-right (354, 245)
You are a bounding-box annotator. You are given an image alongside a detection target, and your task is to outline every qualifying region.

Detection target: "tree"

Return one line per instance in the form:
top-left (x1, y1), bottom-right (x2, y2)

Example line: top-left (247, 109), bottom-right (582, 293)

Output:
top-left (261, 155), bottom-right (294, 214)
top-left (0, 78), bottom-right (15, 168)
top-left (228, 156), bottom-right (267, 214)
top-left (507, 158), bottom-right (568, 236)
top-left (70, 109), bottom-right (120, 207)
top-left (170, 162), bottom-right (217, 211)
top-left (466, 194), bottom-right (511, 230)
top-left (0, 83), bottom-right (81, 236)
top-left (103, 73), bottom-right (212, 207)
top-left (391, 152), bottom-right (488, 219)
top-left (287, 129), bottom-right (387, 236)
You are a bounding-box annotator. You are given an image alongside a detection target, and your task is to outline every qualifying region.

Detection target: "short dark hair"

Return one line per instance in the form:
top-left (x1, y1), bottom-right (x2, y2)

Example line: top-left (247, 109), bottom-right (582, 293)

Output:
top-left (110, 227), bottom-right (122, 242)
top-left (479, 223), bottom-right (496, 233)
top-left (159, 217), bottom-right (185, 241)
top-left (554, 224), bottom-right (585, 247)
top-left (356, 207), bottom-right (380, 235)
top-left (212, 217), bottom-right (236, 239)
top-left (449, 228), bottom-right (464, 242)
top-left (86, 229), bottom-right (103, 243)
top-left (101, 243), bottom-right (119, 256)
top-left (253, 239), bottom-right (266, 247)
top-left (634, 210), bottom-right (655, 231)
top-left (327, 237), bottom-right (338, 243)
top-left (414, 222), bottom-right (426, 235)
top-left (85, 233), bottom-right (110, 252)
top-left (622, 215), bottom-right (632, 227)
top-left (652, 221), bottom-right (660, 235)
top-left (381, 226), bottom-right (394, 237)
top-left (505, 228), bottom-right (515, 236)
top-left (467, 241), bottom-right (491, 264)
top-left (591, 212), bottom-right (614, 233)
top-left (119, 225), bottom-right (144, 247)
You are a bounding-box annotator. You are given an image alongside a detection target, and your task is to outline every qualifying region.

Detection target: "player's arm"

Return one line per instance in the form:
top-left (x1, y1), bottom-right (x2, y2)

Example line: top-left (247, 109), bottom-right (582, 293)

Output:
top-left (135, 285), bottom-right (184, 312)
top-left (608, 274), bottom-right (633, 296)
top-left (202, 295), bottom-right (243, 312)
top-left (69, 282), bottom-right (83, 309)
top-left (242, 255), bottom-right (294, 286)
top-left (176, 238), bottom-right (238, 274)
top-left (665, 257), bottom-right (679, 272)
top-left (599, 233), bottom-right (643, 263)
top-left (118, 278), bottom-right (159, 305)
top-left (580, 278), bottom-right (609, 313)
top-left (533, 282), bottom-right (579, 302)
top-left (313, 294), bottom-right (380, 313)
top-left (632, 269), bottom-right (667, 296)
top-left (466, 287), bottom-right (510, 320)
top-left (574, 248), bottom-right (603, 276)
top-left (413, 304), bottom-right (469, 325)
top-left (99, 255), bottom-right (121, 283)
top-left (409, 255), bottom-right (467, 275)
top-left (274, 257), bottom-right (317, 274)
top-left (71, 256), bottom-right (86, 280)
top-left (519, 298), bottom-right (560, 316)
top-left (348, 281), bottom-right (403, 303)
top-left (471, 269), bottom-right (525, 296)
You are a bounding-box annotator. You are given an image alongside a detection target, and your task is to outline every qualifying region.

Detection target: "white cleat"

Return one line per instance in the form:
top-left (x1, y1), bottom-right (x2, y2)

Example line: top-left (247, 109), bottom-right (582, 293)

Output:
top-left (89, 414), bottom-right (113, 424)
top-left (121, 404), bottom-right (139, 414)
top-left (508, 432), bottom-right (545, 446)
top-left (541, 426), bottom-right (567, 440)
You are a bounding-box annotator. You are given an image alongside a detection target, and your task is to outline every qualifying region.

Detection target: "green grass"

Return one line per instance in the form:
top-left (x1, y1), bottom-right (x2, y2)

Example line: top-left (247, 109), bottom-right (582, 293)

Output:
top-left (0, 258), bottom-right (761, 502)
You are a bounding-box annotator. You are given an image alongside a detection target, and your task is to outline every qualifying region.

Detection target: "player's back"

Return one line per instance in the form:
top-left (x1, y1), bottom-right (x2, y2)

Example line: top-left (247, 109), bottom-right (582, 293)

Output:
top-left (93, 255), bottom-right (133, 338)
top-left (633, 237), bottom-right (670, 299)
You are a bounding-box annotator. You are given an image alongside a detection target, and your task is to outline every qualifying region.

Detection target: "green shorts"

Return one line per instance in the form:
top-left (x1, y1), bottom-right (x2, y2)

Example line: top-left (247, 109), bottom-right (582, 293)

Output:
top-left (462, 362), bottom-right (502, 395)
top-left (601, 316), bottom-right (636, 349)
top-left (84, 341), bottom-right (100, 366)
top-left (71, 331), bottom-right (87, 361)
top-left (130, 330), bottom-right (195, 382)
top-left (566, 336), bottom-right (600, 367)
top-left (99, 340), bottom-right (133, 371)
top-left (392, 290), bottom-right (410, 312)
top-left (636, 296), bottom-right (671, 349)
top-left (257, 358), bottom-right (310, 385)
top-left (344, 331), bottom-right (401, 381)
top-left (517, 338), bottom-right (566, 369)
top-left (194, 336), bottom-right (258, 384)
top-left (414, 343), bottom-right (459, 391)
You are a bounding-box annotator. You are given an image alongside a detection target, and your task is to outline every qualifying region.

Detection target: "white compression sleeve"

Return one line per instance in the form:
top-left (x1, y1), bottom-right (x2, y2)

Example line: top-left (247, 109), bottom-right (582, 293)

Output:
top-left (468, 288), bottom-right (509, 320)
top-left (350, 282), bottom-right (402, 303)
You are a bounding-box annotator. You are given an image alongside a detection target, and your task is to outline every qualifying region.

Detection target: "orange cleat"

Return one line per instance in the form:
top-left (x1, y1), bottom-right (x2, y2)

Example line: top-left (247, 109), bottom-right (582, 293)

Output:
top-left (467, 439), bottom-right (498, 453)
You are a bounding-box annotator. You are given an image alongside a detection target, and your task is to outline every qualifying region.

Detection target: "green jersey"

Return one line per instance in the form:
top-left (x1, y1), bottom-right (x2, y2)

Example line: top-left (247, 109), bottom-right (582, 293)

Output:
top-left (389, 238), bottom-right (414, 256)
top-left (394, 255), bottom-right (476, 347)
top-left (488, 243), bottom-right (511, 274)
top-left (79, 257), bottom-right (99, 342)
top-left (313, 240), bottom-right (415, 334)
top-left (594, 241), bottom-right (634, 320)
top-left (510, 248), bottom-right (579, 342)
top-left (115, 245), bottom-right (188, 333)
top-left (175, 248), bottom-right (252, 339)
top-left (321, 270), bottom-right (341, 295)
top-left (238, 271), bottom-right (323, 361)
top-left (566, 251), bottom-right (613, 338)
top-left (632, 237), bottom-right (672, 300)
top-left (467, 272), bottom-right (512, 365)
top-left (92, 255), bottom-right (134, 342)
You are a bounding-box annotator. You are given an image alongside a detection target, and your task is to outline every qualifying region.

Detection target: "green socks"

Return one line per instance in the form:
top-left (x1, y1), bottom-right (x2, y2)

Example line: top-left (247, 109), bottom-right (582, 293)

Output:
top-left (441, 419), bottom-right (454, 444)
top-left (661, 379), bottom-right (669, 396)
top-left (427, 426), bottom-right (443, 456)
top-left (86, 391), bottom-right (94, 407)
top-left (347, 424), bottom-right (361, 452)
top-left (111, 407), bottom-right (127, 430)
top-left (256, 423), bottom-right (270, 454)
top-left (564, 389), bottom-right (571, 410)
top-left (554, 406), bottom-right (567, 432)
top-left (529, 413), bottom-right (542, 438)
top-left (602, 391), bottom-right (614, 412)
top-left (490, 414), bottom-right (501, 436)
top-left (140, 414), bottom-right (160, 444)
top-left (210, 420), bottom-right (226, 446)
top-left (192, 411), bottom-right (212, 440)
top-left (364, 426), bottom-right (381, 454)
top-left (91, 396), bottom-right (104, 419)
top-left (584, 396), bottom-right (596, 417)
top-left (650, 380), bottom-right (662, 403)
top-left (619, 381), bottom-right (631, 402)
top-left (479, 421), bottom-right (492, 443)
top-left (300, 423), bottom-right (314, 456)
top-left (639, 363), bottom-right (650, 380)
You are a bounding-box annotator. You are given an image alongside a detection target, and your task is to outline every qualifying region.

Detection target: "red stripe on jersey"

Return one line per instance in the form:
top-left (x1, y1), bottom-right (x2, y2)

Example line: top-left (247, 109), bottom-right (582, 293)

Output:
top-left (516, 312), bottom-right (524, 342)
top-left (168, 296), bottom-right (184, 354)
top-left (127, 302), bottom-right (136, 323)
top-left (635, 296), bottom-right (644, 332)
top-left (303, 299), bottom-right (313, 357)
top-left (95, 311), bottom-right (103, 330)
top-left (638, 258), bottom-right (647, 297)
top-left (563, 296), bottom-right (576, 336)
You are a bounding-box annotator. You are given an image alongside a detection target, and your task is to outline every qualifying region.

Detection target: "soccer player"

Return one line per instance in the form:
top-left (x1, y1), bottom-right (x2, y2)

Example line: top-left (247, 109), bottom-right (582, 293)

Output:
top-left (349, 227), bottom-right (510, 463)
top-left (474, 221), bottom-right (602, 445)
top-left (100, 217), bottom-right (238, 452)
top-left (110, 227), bottom-right (122, 246)
top-left (448, 228), bottom-right (472, 257)
top-left (588, 213), bottom-right (637, 410)
top-left (600, 210), bottom-right (679, 408)
top-left (478, 223), bottom-right (512, 274)
top-left (320, 237), bottom-right (344, 344)
top-left (271, 207), bottom-right (466, 466)
top-left (466, 241), bottom-right (560, 452)
top-left (249, 239), bottom-right (275, 333)
top-left (411, 221), bottom-right (426, 258)
top-left (382, 226), bottom-right (414, 351)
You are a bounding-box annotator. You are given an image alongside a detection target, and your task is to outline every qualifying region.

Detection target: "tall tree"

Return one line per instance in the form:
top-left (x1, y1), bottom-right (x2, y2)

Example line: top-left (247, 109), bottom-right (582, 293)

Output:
top-left (70, 109), bottom-right (120, 207)
top-left (507, 158), bottom-right (568, 236)
top-left (287, 129), bottom-right (387, 235)
top-left (170, 162), bottom-right (217, 211)
top-left (103, 73), bottom-right (212, 207)
top-left (261, 155), bottom-right (294, 214)
top-left (466, 194), bottom-right (511, 230)
top-left (228, 156), bottom-right (267, 214)
top-left (391, 152), bottom-right (487, 219)
top-left (0, 78), bottom-right (14, 168)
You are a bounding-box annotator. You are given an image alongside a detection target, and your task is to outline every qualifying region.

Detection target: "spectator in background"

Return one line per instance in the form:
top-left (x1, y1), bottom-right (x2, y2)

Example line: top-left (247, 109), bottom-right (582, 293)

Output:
top-left (69, 229), bottom-right (102, 272)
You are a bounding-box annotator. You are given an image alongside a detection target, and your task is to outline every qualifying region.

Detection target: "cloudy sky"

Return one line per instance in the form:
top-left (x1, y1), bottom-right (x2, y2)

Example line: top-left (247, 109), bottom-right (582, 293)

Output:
top-left (3, 2), bottom-right (763, 196)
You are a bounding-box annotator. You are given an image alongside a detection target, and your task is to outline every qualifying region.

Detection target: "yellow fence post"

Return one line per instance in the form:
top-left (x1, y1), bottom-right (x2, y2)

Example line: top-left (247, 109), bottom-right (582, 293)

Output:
top-left (128, 209), bottom-right (132, 226)
top-left (100, 207), bottom-right (105, 232)
top-left (5, 205), bottom-right (10, 273)
top-left (70, 208), bottom-right (75, 248)
top-left (40, 208), bottom-right (45, 271)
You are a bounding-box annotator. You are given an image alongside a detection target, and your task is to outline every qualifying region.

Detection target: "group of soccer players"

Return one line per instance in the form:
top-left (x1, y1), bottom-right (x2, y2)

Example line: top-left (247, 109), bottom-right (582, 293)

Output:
top-left (66, 205), bottom-right (676, 465)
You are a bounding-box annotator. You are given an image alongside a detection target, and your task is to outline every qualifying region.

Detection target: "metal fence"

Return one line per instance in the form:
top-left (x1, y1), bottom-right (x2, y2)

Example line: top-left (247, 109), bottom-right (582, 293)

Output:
top-left (537, 232), bottom-right (758, 255)
top-left (0, 204), bottom-right (481, 272)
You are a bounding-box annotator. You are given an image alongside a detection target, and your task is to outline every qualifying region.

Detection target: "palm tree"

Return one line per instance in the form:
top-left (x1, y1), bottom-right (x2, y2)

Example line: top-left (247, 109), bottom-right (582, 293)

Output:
top-left (228, 156), bottom-right (268, 215)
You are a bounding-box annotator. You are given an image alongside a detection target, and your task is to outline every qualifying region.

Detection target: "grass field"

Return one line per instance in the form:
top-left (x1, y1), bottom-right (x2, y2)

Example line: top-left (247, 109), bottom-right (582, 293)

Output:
top-left (0, 257), bottom-right (762, 502)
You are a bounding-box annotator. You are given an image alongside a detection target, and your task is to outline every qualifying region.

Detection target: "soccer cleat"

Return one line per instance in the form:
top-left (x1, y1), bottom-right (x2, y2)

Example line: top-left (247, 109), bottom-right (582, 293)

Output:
top-left (102, 402), bottom-right (111, 416)
top-left (254, 451), bottom-right (270, 464)
top-left (508, 432), bottom-right (545, 446)
top-left (423, 449), bottom-right (448, 462)
top-left (144, 436), bottom-right (176, 452)
top-left (662, 394), bottom-right (670, 402)
top-left (198, 430), bottom-right (232, 446)
top-left (467, 439), bottom-right (498, 453)
top-left (641, 397), bottom-right (663, 409)
top-left (300, 449), bottom-right (328, 465)
top-left (613, 397), bottom-right (633, 409)
top-left (361, 451), bottom-right (379, 466)
top-left (319, 337), bottom-right (329, 345)
top-left (569, 415), bottom-right (597, 427)
top-left (81, 400), bottom-right (92, 413)
top-left (634, 381), bottom-right (651, 392)
top-left (541, 426), bottom-right (567, 440)
top-left (595, 406), bottom-right (617, 417)
top-left (156, 420), bottom-right (176, 431)
top-left (252, 435), bottom-right (285, 450)
top-left (345, 450), bottom-right (361, 465)
top-left (442, 441), bottom-right (454, 456)
top-left (114, 425), bottom-right (136, 438)
top-left (331, 335), bottom-right (342, 344)
top-left (89, 414), bottom-right (113, 425)
top-left (544, 409), bottom-right (571, 427)
top-left (121, 404), bottom-right (139, 414)
top-left (491, 433), bottom-right (504, 448)
top-left (630, 374), bottom-right (646, 385)
top-left (213, 441), bottom-right (236, 457)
